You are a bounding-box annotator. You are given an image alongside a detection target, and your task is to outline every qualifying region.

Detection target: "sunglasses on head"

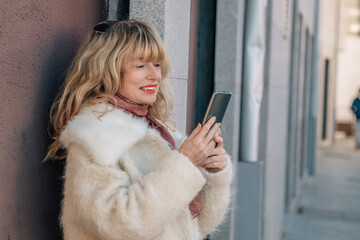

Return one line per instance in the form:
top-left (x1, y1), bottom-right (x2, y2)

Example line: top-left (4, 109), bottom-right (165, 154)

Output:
top-left (93, 21), bottom-right (117, 34)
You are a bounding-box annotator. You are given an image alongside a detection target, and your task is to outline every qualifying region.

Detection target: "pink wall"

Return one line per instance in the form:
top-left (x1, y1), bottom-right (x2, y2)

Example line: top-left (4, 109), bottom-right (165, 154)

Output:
top-left (0, 1), bottom-right (104, 239)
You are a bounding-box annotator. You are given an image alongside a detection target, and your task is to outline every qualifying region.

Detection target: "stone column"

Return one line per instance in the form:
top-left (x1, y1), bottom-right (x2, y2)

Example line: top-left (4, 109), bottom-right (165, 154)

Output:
top-left (130, 0), bottom-right (191, 133)
top-left (214, 0), bottom-right (246, 239)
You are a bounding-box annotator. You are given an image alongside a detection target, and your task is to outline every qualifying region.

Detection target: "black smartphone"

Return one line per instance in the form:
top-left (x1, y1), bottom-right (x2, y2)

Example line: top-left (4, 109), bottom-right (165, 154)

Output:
top-left (202, 91), bottom-right (232, 125)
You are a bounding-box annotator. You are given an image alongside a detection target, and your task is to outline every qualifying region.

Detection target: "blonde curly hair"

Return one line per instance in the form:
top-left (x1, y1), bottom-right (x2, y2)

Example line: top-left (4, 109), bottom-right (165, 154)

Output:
top-left (44, 19), bottom-right (173, 161)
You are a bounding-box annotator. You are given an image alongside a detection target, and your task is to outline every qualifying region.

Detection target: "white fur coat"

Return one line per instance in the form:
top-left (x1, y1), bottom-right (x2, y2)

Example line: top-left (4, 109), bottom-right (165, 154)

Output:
top-left (59, 103), bottom-right (232, 240)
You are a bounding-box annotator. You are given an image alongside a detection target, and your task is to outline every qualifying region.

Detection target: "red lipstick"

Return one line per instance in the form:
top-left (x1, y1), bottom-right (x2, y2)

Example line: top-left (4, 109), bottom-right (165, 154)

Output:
top-left (139, 84), bottom-right (157, 94)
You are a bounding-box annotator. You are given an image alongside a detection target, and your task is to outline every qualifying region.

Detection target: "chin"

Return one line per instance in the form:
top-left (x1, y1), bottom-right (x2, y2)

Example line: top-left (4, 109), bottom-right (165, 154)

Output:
top-left (148, 99), bottom-right (157, 106)
top-left (136, 91), bottom-right (158, 105)
top-left (146, 94), bottom-right (158, 105)
top-left (138, 97), bottom-right (157, 106)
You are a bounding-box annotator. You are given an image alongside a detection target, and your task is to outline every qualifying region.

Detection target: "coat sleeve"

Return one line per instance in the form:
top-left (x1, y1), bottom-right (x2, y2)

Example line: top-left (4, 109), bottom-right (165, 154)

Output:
top-left (62, 144), bottom-right (206, 240)
top-left (171, 130), bottom-right (233, 236)
top-left (196, 156), bottom-right (233, 237)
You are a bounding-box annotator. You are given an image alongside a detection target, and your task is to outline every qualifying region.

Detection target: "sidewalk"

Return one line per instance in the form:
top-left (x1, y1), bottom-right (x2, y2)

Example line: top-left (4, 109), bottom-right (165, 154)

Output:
top-left (282, 138), bottom-right (360, 240)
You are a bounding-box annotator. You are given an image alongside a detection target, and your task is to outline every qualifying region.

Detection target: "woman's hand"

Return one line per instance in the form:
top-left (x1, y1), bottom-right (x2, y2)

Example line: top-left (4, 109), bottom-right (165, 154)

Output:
top-left (179, 117), bottom-right (221, 166)
top-left (199, 130), bottom-right (227, 173)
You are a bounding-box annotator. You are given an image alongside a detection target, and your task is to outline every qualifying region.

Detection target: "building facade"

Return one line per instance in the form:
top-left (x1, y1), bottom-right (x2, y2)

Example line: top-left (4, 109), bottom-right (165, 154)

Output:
top-left (1, 0), bottom-right (342, 240)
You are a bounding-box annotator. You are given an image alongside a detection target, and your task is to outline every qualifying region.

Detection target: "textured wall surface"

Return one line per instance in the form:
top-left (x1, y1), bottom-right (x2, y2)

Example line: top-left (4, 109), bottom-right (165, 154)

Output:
top-left (130, 0), bottom-right (165, 38)
top-left (263, 1), bottom-right (318, 240)
top-left (214, 0), bottom-right (246, 239)
top-left (262, 0), bottom-right (292, 239)
top-left (129, 0), bottom-right (190, 133)
top-left (0, 1), bottom-right (103, 239)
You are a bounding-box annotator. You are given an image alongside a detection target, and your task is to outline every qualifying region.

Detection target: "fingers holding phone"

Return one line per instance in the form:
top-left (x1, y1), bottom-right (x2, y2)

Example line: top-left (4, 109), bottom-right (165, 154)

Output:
top-left (179, 90), bottom-right (231, 168)
top-left (179, 117), bottom-right (220, 166)
top-left (200, 149), bottom-right (227, 173)
top-left (213, 129), bottom-right (223, 147)
top-left (199, 135), bottom-right (227, 172)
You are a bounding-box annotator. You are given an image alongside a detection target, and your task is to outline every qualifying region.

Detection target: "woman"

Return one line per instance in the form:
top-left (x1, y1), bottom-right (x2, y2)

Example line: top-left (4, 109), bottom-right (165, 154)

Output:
top-left (45, 20), bottom-right (232, 240)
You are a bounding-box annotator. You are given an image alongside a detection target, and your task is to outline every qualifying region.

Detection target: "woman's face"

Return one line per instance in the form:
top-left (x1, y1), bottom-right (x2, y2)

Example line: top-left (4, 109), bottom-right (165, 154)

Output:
top-left (118, 57), bottom-right (162, 105)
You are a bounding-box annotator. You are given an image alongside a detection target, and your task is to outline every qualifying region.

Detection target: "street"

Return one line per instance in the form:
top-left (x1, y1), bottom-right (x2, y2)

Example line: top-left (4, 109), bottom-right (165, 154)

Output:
top-left (283, 137), bottom-right (360, 240)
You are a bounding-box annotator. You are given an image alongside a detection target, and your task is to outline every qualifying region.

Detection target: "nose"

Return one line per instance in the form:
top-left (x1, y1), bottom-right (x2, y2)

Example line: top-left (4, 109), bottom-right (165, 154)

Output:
top-left (147, 63), bottom-right (161, 80)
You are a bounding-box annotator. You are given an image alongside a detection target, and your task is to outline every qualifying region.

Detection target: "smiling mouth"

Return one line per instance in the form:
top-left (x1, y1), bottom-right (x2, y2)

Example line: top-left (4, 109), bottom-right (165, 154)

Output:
top-left (140, 84), bottom-right (157, 94)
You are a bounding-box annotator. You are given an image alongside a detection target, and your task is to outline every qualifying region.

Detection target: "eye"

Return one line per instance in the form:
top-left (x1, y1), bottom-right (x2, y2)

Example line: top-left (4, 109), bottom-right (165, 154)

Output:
top-left (154, 63), bottom-right (161, 67)
top-left (136, 65), bottom-right (144, 68)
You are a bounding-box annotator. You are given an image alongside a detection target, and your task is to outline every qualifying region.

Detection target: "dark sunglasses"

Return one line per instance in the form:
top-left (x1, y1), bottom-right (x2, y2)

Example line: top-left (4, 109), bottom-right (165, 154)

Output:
top-left (93, 21), bottom-right (117, 33)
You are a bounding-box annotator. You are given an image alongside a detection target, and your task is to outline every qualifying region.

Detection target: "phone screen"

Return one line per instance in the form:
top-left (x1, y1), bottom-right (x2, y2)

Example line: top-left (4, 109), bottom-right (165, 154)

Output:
top-left (202, 91), bottom-right (232, 125)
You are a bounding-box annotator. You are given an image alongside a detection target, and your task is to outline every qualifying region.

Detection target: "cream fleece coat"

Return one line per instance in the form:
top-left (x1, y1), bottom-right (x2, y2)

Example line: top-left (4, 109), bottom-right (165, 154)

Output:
top-left (59, 103), bottom-right (232, 240)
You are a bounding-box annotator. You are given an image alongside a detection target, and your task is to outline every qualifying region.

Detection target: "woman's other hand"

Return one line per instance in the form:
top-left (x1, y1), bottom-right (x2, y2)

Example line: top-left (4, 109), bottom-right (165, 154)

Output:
top-left (179, 117), bottom-right (221, 166)
top-left (199, 130), bottom-right (227, 173)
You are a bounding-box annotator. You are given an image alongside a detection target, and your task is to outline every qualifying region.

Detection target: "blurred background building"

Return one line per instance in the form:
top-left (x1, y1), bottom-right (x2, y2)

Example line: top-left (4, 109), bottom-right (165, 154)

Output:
top-left (1, 0), bottom-right (359, 240)
top-left (336, 0), bottom-right (360, 139)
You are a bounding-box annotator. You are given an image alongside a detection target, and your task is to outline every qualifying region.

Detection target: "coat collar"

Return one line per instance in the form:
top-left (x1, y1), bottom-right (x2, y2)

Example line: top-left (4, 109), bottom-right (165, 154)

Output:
top-left (60, 103), bottom-right (149, 166)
